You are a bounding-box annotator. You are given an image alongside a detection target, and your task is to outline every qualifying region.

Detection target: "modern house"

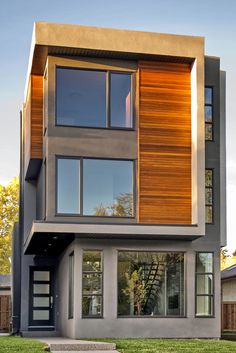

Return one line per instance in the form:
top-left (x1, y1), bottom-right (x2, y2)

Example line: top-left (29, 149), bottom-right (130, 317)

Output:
top-left (12, 22), bottom-right (226, 339)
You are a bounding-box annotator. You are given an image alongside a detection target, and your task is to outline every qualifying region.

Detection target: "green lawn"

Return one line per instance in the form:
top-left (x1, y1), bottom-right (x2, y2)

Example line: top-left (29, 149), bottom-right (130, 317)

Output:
top-left (92, 338), bottom-right (236, 353)
top-left (0, 336), bottom-right (45, 353)
top-left (1, 336), bottom-right (236, 353)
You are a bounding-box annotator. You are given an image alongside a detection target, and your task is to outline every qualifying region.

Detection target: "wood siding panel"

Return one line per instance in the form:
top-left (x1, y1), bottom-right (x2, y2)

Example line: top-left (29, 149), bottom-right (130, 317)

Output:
top-left (0, 295), bottom-right (11, 331)
top-left (31, 75), bottom-right (43, 159)
top-left (138, 61), bottom-right (192, 224)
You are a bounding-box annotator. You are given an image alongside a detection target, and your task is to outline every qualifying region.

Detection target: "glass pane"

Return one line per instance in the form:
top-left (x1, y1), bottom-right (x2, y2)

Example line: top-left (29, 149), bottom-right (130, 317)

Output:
top-left (205, 188), bottom-right (213, 205)
top-left (56, 68), bottom-right (106, 127)
top-left (68, 253), bottom-right (74, 318)
top-left (205, 170), bottom-right (213, 187)
top-left (205, 87), bottom-right (213, 105)
top-left (33, 310), bottom-right (49, 320)
top-left (33, 271), bottom-right (50, 281)
top-left (206, 206), bottom-right (213, 224)
top-left (82, 273), bottom-right (102, 295)
top-left (83, 159), bottom-right (133, 216)
top-left (33, 284), bottom-right (50, 294)
top-left (196, 296), bottom-right (213, 316)
top-left (196, 253), bottom-right (213, 273)
top-left (33, 297), bottom-right (50, 307)
top-left (110, 73), bottom-right (132, 128)
top-left (82, 295), bottom-right (102, 316)
top-left (117, 251), bottom-right (184, 316)
top-left (197, 274), bottom-right (213, 295)
top-left (205, 106), bottom-right (213, 122)
top-left (205, 123), bottom-right (213, 141)
top-left (57, 159), bottom-right (80, 214)
top-left (83, 251), bottom-right (101, 272)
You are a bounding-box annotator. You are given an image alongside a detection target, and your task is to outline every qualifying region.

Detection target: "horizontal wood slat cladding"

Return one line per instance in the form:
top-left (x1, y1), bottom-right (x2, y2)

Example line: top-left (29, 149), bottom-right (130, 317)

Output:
top-left (138, 61), bottom-right (192, 224)
top-left (31, 75), bottom-right (43, 159)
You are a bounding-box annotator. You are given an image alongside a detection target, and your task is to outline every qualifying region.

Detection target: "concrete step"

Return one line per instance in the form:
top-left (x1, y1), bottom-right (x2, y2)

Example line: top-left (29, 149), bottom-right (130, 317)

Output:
top-left (22, 330), bottom-right (59, 338)
top-left (37, 338), bottom-right (117, 351)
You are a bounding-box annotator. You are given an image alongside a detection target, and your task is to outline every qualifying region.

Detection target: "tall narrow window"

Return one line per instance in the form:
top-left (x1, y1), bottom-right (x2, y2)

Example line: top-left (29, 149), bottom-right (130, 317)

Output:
top-left (205, 169), bottom-right (213, 224)
top-left (205, 87), bottom-right (213, 141)
top-left (196, 253), bottom-right (214, 317)
top-left (68, 252), bottom-right (74, 319)
top-left (82, 251), bottom-right (103, 318)
top-left (57, 158), bottom-right (80, 214)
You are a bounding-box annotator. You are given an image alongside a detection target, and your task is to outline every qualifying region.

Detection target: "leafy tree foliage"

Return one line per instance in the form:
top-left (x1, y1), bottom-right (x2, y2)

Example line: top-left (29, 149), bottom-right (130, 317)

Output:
top-left (221, 247), bottom-right (236, 270)
top-left (0, 177), bottom-right (19, 274)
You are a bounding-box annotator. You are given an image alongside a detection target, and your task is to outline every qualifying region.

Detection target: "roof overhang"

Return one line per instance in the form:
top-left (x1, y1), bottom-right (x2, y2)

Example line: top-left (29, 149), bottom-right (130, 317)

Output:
top-left (24, 221), bottom-right (204, 255)
top-left (25, 21), bottom-right (204, 100)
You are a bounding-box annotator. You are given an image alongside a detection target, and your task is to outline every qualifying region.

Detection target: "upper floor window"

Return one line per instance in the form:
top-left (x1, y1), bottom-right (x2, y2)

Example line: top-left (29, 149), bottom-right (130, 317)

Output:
top-left (56, 68), bottom-right (133, 129)
top-left (205, 87), bottom-right (213, 141)
top-left (57, 157), bottom-right (134, 217)
top-left (205, 169), bottom-right (213, 224)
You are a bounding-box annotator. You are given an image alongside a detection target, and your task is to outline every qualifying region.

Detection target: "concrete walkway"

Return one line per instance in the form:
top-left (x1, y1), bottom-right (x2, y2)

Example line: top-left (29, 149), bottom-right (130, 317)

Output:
top-left (37, 337), bottom-right (119, 352)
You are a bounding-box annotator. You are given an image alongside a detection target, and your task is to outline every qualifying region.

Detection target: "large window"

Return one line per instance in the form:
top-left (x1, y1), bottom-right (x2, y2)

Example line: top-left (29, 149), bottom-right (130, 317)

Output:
top-left (196, 252), bottom-right (214, 317)
top-left (56, 157), bottom-right (134, 217)
top-left (56, 68), bottom-right (133, 129)
top-left (118, 252), bottom-right (185, 317)
top-left (205, 87), bottom-right (213, 141)
top-left (82, 251), bottom-right (103, 317)
top-left (205, 169), bottom-right (213, 224)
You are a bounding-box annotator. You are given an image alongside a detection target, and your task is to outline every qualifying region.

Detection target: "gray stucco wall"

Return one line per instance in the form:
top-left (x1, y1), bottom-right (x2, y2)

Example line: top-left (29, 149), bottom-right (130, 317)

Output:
top-left (55, 238), bottom-right (220, 339)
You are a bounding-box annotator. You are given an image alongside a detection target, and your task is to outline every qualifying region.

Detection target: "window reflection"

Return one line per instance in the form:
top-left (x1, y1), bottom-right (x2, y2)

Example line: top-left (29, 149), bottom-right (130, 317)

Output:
top-left (118, 252), bottom-right (184, 316)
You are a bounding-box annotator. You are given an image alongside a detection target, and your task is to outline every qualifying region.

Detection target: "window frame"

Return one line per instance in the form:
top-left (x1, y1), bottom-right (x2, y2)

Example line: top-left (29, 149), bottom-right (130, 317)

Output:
top-left (82, 249), bottom-right (104, 319)
top-left (55, 156), bottom-right (136, 218)
top-left (205, 168), bottom-right (214, 224)
top-left (205, 86), bottom-right (214, 141)
top-left (195, 252), bottom-right (214, 318)
top-left (116, 250), bottom-right (186, 318)
top-left (55, 66), bottom-right (135, 130)
top-left (68, 251), bottom-right (74, 319)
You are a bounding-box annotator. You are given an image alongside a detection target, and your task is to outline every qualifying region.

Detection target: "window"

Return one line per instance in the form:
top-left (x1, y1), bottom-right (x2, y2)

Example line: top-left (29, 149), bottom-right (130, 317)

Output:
top-left (56, 68), bottom-right (133, 129)
top-left (205, 169), bottom-right (213, 224)
top-left (205, 87), bottom-right (213, 141)
top-left (82, 251), bottom-right (103, 317)
top-left (57, 158), bottom-right (80, 214)
top-left (68, 252), bottom-right (74, 319)
top-left (196, 253), bottom-right (214, 317)
top-left (56, 157), bottom-right (134, 217)
top-left (118, 252), bottom-right (185, 317)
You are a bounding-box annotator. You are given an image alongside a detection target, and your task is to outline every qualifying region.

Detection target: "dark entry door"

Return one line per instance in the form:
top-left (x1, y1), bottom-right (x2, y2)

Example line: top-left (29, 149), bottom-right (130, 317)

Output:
top-left (29, 268), bottom-right (54, 328)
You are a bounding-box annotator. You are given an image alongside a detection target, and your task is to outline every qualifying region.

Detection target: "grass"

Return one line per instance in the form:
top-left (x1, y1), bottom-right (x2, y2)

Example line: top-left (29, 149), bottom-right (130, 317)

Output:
top-left (90, 338), bottom-right (236, 353)
top-left (1, 336), bottom-right (236, 353)
top-left (0, 336), bottom-right (45, 353)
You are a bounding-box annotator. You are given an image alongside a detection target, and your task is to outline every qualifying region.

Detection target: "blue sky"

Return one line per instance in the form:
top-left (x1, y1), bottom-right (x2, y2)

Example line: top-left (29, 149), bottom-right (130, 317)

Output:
top-left (0, 0), bottom-right (235, 250)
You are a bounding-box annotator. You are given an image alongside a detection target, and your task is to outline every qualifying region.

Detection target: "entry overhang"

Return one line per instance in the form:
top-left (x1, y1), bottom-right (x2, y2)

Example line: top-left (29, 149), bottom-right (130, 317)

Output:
top-left (24, 221), bottom-right (205, 255)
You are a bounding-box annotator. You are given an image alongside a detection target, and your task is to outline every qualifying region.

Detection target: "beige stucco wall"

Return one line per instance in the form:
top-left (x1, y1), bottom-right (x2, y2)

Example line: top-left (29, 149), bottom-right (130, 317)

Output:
top-left (222, 279), bottom-right (236, 302)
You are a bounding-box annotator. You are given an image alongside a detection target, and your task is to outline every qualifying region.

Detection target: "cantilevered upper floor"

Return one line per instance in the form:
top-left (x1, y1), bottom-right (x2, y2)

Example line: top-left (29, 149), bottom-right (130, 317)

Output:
top-left (20, 22), bottom-right (225, 254)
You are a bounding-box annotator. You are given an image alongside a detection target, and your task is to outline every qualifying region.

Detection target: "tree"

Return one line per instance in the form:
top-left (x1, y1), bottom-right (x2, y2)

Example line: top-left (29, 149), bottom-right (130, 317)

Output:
top-left (122, 268), bottom-right (146, 315)
top-left (221, 248), bottom-right (236, 270)
top-left (94, 192), bottom-right (133, 217)
top-left (0, 177), bottom-right (19, 274)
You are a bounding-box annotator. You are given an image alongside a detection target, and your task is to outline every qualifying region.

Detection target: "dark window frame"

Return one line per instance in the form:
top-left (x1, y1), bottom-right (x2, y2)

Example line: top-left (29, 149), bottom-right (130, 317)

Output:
top-left (195, 252), bottom-right (214, 318)
top-left (68, 251), bottom-right (74, 319)
top-left (55, 66), bottom-right (135, 130)
top-left (205, 86), bottom-right (214, 141)
top-left (117, 250), bottom-right (186, 318)
top-left (55, 156), bottom-right (136, 218)
top-left (205, 168), bottom-right (214, 224)
top-left (82, 249), bottom-right (103, 319)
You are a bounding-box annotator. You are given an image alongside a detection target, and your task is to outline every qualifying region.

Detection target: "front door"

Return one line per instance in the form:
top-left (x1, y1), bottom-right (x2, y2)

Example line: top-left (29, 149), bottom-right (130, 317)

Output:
top-left (29, 267), bottom-right (54, 328)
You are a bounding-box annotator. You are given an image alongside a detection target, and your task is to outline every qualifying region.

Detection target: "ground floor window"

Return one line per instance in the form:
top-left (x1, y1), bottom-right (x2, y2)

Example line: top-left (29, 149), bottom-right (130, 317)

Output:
top-left (118, 251), bottom-right (185, 316)
top-left (195, 252), bottom-right (214, 317)
top-left (82, 250), bottom-right (103, 317)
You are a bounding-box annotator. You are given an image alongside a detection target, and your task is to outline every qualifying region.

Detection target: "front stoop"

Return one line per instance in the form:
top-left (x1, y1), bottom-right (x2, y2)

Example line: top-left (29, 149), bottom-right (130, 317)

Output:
top-left (37, 338), bottom-right (118, 352)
